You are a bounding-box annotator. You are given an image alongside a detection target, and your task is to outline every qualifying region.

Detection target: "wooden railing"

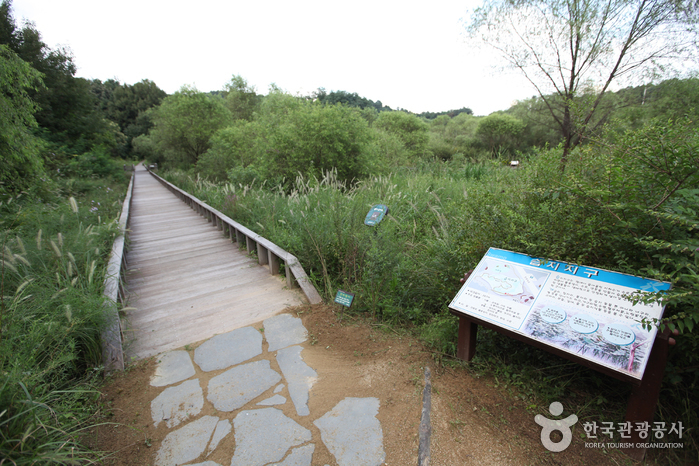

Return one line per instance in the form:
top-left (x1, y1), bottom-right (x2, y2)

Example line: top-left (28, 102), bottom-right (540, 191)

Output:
top-left (146, 169), bottom-right (323, 305)
top-left (102, 169), bottom-right (135, 373)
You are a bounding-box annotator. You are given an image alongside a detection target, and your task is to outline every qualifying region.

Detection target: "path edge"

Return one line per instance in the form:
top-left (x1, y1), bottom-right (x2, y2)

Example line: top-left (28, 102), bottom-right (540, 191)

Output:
top-left (101, 165), bottom-right (135, 373)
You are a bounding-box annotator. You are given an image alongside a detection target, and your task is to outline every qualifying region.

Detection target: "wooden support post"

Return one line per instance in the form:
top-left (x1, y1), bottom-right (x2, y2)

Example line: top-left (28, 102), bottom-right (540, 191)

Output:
top-left (228, 225), bottom-right (234, 242)
top-left (257, 243), bottom-right (269, 265)
top-left (286, 262), bottom-right (296, 288)
top-left (456, 315), bottom-right (478, 361)
top-left (621, 330), bottom-right (671, 461)
top-left (236, 230), bottom-right (245, 249)
top-left (246, 236), bottom-right (255, 252)
top-left (269, 252), bottom-right (280, 275)
top-left (452, 310), bottom-right (672, 462)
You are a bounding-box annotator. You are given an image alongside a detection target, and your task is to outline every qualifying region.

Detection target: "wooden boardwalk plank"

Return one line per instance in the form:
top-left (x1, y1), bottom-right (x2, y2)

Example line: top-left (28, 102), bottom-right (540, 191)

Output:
top-left (122, 166), bottom-right (305, 361)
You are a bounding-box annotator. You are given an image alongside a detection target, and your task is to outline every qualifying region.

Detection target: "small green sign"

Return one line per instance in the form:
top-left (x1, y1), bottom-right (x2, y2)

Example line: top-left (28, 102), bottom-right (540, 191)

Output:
top-left (334, 290), bottom-right (355, 308)
top-left (364, 204), bottom-right (388, 226)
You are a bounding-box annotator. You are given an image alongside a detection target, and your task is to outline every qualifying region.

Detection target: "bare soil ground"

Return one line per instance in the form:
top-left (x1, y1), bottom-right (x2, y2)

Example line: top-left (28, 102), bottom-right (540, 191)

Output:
top-left (92, 303), bottom-right (635, 465)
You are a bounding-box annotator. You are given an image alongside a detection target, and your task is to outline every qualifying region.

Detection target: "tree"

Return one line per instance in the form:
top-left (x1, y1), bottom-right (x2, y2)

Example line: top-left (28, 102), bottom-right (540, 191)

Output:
top-left (93, 78), bottom-right (166, 156)
top-left (196, 120), bottom-right (259, 182)
top-left (0, 44), bottom-right (44, 191)
top-left (466, 0), bottom-right (699, 167)
top-left (476, 113), bottom-right (526, 156)
top-left (374, 111), bottom-right (429, 158)
top-left (148, 86), bottom-right (231, 167)
top-left (223, 75), bottom-right (259, 121)
top-left (1, 2), bottom-right (118, 156)
top-left (0, 0), bottom-right (17, 49)
top-left (255, 95), bottom-right (373, 186)
top-left (312, 88), bottom-right (391, 112)
top-left (420, 107), bottom-right (473, 120)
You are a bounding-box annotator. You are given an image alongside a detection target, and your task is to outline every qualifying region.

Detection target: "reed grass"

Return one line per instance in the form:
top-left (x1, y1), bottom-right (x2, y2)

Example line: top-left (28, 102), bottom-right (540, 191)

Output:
top-left (0, 177), bottom-right (127, 464)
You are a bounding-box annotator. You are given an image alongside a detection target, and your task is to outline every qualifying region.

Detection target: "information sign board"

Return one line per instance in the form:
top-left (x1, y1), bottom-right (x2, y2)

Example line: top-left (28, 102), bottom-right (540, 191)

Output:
top-left (334, 290), bottom-right (355, 308)
top-left (449, 248), bottom-right (671, 380)
top-left (364, 204), bottom-right (388, 226)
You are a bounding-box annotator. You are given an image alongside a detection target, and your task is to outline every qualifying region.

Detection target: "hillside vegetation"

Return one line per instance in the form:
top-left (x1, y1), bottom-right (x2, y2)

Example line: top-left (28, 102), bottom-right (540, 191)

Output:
top-left (2, 0), bottom-right (698, 460)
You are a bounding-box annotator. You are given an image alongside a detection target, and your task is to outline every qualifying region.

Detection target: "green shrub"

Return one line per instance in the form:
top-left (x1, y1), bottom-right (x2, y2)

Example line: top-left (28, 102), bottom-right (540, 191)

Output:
top-left (64, 146), bottom-right (125, 181)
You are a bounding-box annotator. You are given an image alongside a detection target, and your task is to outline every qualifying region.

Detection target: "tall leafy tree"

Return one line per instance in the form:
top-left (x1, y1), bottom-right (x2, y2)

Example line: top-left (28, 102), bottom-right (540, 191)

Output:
top-left (1, 0), bottom-right (116, 155)
top-left (223, 75), bottom-right (259, 121)
top-left (466, 0), bottom-right (699, 167)
top-left (0, 0), bottom-right (17, 49)
top-left (0, 44), bottom-right (43, 191)
top-left (148, 86), bottom-right (231, 166)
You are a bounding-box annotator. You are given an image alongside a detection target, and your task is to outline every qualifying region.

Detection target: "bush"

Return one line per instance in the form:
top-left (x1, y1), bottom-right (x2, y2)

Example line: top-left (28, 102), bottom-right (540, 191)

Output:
top-left (374, 111), bottom-right (429, 158)
top-left (64, 146), bottom-right (125, 181)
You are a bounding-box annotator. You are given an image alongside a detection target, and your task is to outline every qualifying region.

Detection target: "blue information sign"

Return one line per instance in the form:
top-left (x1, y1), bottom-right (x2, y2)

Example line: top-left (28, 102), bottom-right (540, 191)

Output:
top-left (449, 248), bottom-right (670, 380)
top-left (364, 204), bottom-right (388, 226)
top-left (334, 290), bottom-right (355, 308)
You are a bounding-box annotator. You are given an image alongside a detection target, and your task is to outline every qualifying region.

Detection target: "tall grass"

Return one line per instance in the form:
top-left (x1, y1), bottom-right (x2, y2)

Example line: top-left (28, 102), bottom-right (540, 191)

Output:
top-left (165, 163), bottom-right (504, 322)
top-left (0, 178), bottom-right (127, 464)
top-left (165, 150), bottom-right (698, 463)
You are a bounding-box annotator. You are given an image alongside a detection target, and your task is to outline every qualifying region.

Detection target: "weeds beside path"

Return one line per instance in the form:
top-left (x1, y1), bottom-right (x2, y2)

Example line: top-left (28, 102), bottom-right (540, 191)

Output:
top-left (0, 176), bottom-right (129, 464)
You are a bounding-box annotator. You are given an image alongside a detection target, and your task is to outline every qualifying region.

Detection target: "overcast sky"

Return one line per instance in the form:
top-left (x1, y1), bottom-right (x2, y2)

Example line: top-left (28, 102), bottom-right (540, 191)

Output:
top-left (10, 0), bottom-right (535, 115)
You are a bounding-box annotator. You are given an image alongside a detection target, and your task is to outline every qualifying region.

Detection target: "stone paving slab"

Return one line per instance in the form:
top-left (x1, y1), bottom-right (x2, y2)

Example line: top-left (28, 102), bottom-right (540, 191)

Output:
top-left (193, 327), bottom-right (262, 372)
top-left (151, 379), bottom-right (203, 428)
top-left (150, 350), bottom-right (195, 387)
top-left (230, 408), bottom-right (312, 466)
top-left (155, 415), bottom-right (219, 466)
top-left (149, 314), bottom-right (386, 465)
top-left (207, 360), bottom-right (282, 412)
top-left (207, 420), bottom-right (232, 456)
top-left (271, 443), bottom-right (315, 466)
top-left (276, 346), bottom-right (317, 416)
top-left (257, 394), bottom-right (287, 406)
top-left (314, 397), bottom-right (386, 466)
top-left (264, 314), bottom-right (307, 351)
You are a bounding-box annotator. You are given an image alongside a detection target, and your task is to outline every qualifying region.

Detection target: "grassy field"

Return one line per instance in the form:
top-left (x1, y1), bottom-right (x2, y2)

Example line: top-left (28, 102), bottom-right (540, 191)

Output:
top-left (0, 173), bottom-right (130, 464)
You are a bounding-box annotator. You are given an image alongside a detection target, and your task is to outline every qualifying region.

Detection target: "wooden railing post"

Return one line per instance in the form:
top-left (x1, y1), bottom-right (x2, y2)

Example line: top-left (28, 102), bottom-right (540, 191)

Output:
top-left (257, 242), bottom-right (269, 266)
top-left (269, 252), bottom-right (280, 275)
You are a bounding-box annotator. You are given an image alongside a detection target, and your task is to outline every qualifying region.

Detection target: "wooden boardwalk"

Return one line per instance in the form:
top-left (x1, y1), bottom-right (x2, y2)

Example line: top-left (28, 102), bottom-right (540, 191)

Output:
top-left (122, 166), bottom-right (305, 361)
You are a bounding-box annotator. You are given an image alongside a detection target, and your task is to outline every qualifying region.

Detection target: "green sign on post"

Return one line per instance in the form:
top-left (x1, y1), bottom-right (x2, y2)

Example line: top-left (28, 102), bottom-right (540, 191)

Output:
top-left (334, 290), bottom-right (355, 308)
top-left (364, 204), bottom-right (388, 226)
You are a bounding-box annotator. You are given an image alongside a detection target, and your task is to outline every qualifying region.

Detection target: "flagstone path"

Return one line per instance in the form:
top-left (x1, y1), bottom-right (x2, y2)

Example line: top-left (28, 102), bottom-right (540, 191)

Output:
top-left (148, 313), bottom-right (386, 466)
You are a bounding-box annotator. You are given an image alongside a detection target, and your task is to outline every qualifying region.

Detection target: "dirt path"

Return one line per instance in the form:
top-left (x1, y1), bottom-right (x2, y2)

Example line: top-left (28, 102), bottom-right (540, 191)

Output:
top-left (93, 304), bottom-right (628, 465)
